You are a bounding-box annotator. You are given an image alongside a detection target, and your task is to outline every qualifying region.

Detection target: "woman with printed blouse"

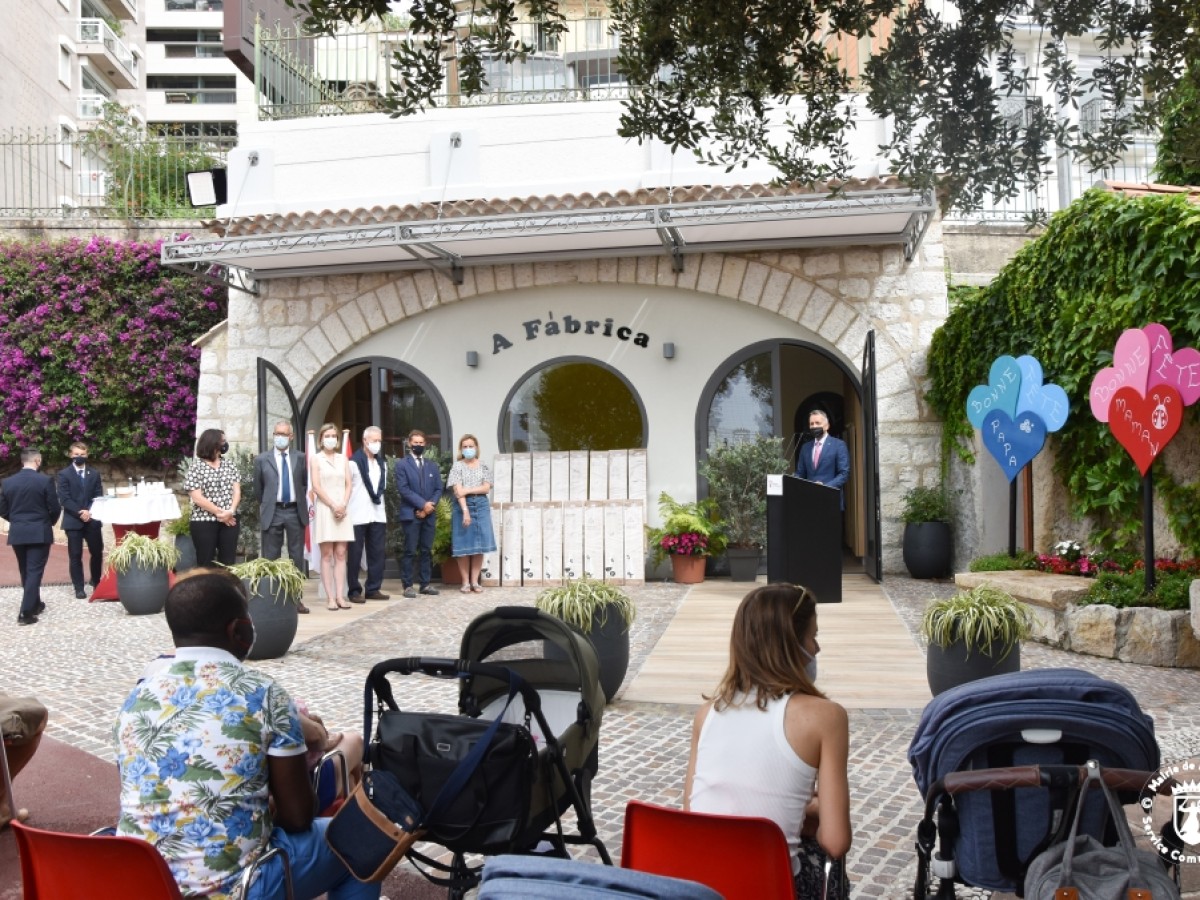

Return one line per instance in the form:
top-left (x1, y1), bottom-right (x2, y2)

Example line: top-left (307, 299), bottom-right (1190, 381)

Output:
top-left (446, 434), bottom-right (496, 593)
top-left (185, 428), bottom-right (241, 568)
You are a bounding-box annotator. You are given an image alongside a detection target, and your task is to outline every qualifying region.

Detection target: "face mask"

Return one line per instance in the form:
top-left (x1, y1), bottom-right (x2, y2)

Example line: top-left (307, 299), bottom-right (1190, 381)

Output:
top-left (411, 445), bottom-right (426, 457)
top-left (73, 457), bottom-right (87, 468)
top-left (274, 435), bottom-right (290, 450)
top-left (800, 646), bottom-right (818, 683)
top-left (366, 441), bottom-right (382, 455)
top-left (808, 426), bottom-right (824, 441)
top-left (462, 447), bottom-right (477, 460)
top-left (323, 437), bottom-right (338, 451)
top-left (219, 441), bottom-right (230, 455)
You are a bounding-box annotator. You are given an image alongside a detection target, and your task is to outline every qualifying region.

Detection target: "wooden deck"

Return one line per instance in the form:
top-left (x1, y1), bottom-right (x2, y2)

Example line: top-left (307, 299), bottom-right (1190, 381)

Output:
top-left (621, 574), bottom-right (933, 709)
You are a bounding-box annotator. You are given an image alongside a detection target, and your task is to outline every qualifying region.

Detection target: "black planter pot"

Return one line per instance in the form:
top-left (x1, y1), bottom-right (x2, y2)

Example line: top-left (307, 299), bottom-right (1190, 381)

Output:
top-left (926, 638), bottom-right (1021, 696)
top-left (117, 562), bottom-right (170, 615)
top-left (727, 547), bottom-right (761, 582)
top-left (587, 607), bottom-right (632, 702)
top-left (903, 522), bottom-right (953, 579)
top-left (174, 534), bottom-right (197, 574)
top-left (245, 579), bottom-right (300, 661)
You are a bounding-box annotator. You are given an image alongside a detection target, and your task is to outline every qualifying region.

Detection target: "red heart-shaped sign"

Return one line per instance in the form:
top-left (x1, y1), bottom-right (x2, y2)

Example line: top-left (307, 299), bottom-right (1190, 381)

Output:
top-left (1108, 386), bottom-right (1183, 475)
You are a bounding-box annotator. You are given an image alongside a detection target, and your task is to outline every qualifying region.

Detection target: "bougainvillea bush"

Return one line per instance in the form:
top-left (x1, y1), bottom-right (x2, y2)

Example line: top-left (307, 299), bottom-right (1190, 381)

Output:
top-left (0, 236), bottom-right (225, 471)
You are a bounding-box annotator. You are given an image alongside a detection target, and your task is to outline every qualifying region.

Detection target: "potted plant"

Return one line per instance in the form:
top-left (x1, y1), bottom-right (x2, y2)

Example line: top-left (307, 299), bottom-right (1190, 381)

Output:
top-left (164, 502), bottom-right (196, 574)
top-left (105, 533), bottom-right (181, 615)
top-left (432, 495), bottom-right (459, 584)
top-left (921, 584), bottom-right (1032, 695)
top-left (700, 437), bottom-right (792, 581)
top-left (225, 556), bottom-right (306, 660)
top-left (646, 492), bottom-right (728, 584)
top-left (902, 484), bottom-right (954, 579)
top-left (230, 446), bottom-right (260, 559)
top-left (536, 576), bottom-right (637, 701)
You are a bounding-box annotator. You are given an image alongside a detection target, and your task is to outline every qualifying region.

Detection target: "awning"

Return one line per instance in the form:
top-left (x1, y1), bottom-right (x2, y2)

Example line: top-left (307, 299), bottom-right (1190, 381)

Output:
top-left (161, 183), bottom-right (935, 287)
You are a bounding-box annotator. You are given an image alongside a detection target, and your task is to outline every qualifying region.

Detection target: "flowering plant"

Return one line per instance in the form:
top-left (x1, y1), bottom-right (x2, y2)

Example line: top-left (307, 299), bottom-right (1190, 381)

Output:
top-left (658, 531), bottom-right (709, 557)
top-left (0, 236), bottom-right (224, 470)
top-left (1052, 540), bottom-right (1083, 563)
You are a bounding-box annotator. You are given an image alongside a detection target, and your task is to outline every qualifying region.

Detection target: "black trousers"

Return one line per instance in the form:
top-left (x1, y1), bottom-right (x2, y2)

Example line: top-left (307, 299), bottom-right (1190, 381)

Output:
top-left (348, 521), bottom-right (386, 595)
top-left (13, 543), bottom-right (49, 617)
top-left (190, 519), bottom-right (240, 568)
top-left (66, 520), bottom-right (104, 590)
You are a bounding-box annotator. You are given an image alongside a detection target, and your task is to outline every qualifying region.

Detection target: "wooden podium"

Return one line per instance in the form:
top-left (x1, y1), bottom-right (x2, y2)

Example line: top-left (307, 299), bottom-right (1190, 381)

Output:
top-left (766, 474), bottom-right (842, 603)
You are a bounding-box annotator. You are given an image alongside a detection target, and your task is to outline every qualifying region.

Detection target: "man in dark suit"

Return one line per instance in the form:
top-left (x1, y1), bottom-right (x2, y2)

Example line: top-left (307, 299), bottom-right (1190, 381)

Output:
top-left (252, 421), bottom-right (311, 614)
top-left (347, 425), bottom-right (390, 602)
top-left (0, 448), bottom-right (61, 626)
top-left (394, 429), bottom-right (442, 599)
top-left (795, 409), bottom-right (851, 511)
top-left (57, 441), bottom-right (104, 599)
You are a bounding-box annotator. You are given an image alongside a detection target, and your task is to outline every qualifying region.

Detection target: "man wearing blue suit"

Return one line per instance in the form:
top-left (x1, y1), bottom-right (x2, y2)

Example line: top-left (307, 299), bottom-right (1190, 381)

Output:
top-left (0, 449), bottom-right (61, 626)
top-left (58, 441), bottom-right (104, 599)
top-left (794, 409), bottom-right (851, 511)
top-left (394, 429), bottom-right (442, 599)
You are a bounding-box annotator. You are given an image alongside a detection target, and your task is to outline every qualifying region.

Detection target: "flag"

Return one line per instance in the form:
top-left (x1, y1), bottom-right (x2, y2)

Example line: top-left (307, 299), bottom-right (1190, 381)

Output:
top-left (304, 429), bottom-right (320, 573)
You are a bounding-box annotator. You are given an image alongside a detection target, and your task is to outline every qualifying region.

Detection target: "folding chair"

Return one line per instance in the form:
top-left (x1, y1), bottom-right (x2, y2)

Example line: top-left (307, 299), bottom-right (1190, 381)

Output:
top-left (313, 746), bottom-right (349, 816)
top-left (621, 800), bottom-right (796, 900)
top-left (11, 820), bottom-right (293, 900)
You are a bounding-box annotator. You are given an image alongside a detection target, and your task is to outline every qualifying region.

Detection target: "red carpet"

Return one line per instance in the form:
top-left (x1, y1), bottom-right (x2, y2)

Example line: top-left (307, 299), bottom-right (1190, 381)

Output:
top-left (1, 736), bottom-right (447, 899)
top-left (0, 543), bottom-right (74, 589)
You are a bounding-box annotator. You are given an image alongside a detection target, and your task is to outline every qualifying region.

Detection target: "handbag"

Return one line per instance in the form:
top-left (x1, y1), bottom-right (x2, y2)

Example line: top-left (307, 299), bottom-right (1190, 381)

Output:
top-left (1024, 761), bottom-right (1180, 900)
top-left (326, 668), bottom-right (527, 882)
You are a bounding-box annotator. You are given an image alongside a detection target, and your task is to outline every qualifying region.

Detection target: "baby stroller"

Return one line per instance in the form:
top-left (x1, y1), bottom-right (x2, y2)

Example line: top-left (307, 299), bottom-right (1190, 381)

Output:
top-left (362, 606), bottom-right (613, 897)
top-left (908, 668), bottom-right (1161, 897)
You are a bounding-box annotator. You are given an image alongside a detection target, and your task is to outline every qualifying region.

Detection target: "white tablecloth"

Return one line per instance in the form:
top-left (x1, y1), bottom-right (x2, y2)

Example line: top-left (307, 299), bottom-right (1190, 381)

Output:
top-left (90, 492), bottom-right (183, 526)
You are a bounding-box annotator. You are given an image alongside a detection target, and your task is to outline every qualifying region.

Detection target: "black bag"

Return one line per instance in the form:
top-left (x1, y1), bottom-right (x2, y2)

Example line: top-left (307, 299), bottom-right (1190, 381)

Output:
top-left (1024, 761), bottom-right (1180, 900)
top-left (372, 705), bottom-right (537, 852)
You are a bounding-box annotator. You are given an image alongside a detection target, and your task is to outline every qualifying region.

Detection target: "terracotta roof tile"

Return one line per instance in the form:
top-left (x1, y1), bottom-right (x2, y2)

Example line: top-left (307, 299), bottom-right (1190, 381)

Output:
top-left (211, 177), bottom-right (910, 237)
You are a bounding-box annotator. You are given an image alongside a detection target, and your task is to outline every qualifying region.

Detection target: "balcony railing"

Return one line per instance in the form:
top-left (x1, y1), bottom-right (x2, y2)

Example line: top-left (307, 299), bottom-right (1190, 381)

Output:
top-left (256, 18), bottom-right (629, 120)
top-left (77, 93), bottom-right (108, 121)
top-left (77, 18), bottom-right (138, 86)
top-left (0, 129), bottom-right (230, 219)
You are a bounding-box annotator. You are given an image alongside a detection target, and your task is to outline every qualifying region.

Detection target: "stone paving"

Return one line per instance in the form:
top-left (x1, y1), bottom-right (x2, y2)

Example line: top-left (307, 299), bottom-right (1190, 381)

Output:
top-left (3, 574), bottom-right (1199, 898)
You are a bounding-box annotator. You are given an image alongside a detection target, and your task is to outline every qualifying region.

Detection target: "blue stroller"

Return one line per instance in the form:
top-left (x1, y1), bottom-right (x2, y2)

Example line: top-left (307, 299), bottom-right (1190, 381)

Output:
top-left (908, 668), bottom-right (1161, 897)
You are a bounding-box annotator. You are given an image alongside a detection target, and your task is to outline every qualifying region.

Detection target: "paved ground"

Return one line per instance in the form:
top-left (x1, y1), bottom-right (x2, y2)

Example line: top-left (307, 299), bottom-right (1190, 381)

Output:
top-left (2, 571), bottom-right (1199, 898)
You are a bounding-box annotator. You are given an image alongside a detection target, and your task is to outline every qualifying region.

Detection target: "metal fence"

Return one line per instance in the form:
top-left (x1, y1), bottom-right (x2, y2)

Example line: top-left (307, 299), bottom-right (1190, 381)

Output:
top-left (256, 18), bottom-right (630, 120)
top-left (0, 129), bottom-right (232, 219)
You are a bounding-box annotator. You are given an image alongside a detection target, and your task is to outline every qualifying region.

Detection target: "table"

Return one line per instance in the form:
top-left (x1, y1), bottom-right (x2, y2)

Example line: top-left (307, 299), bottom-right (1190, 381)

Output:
top-left (89, 492), bottom-right (183, 602)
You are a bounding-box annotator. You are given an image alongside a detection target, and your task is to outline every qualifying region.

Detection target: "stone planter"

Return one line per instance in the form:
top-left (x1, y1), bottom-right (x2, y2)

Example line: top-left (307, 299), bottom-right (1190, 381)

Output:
top-left (117, 563), bottom-right (170, 616)
top-left (174, 534), bottom-right (197, 574)
top-left (245, 579), bottom-right (300, 661)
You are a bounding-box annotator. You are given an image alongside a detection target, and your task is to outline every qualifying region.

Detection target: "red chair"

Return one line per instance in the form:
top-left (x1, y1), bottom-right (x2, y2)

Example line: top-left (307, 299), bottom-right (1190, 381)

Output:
top-left (621, 800), bottom-right (796, 900)
top-left (11, 819), bottom-right (293, 899)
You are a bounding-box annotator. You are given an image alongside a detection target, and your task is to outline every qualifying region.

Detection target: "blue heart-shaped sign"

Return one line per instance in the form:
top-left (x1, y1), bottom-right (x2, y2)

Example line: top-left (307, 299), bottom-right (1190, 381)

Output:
top-left (982, 409), bottom-right (1047, 482)
top-left (966, 355), bottom-right (1023, 429)
top-left (1015, 355), bottom-right (1070, 433)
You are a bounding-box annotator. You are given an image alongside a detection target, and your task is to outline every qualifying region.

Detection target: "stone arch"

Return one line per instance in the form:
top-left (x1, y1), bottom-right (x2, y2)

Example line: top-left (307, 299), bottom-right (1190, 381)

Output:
top-left (280, 251), bottom-right (926, 423)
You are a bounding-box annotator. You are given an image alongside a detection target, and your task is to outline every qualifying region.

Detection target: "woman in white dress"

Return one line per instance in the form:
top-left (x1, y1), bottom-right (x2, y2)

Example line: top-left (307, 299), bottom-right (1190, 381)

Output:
top-left (685, 582), bottom-right (851, 898)
top-left (310, 423), bottom-right (354, 610)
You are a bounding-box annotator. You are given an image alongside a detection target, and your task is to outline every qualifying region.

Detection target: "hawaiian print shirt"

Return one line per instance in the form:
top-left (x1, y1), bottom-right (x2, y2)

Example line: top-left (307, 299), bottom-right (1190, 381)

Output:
top-left (113, 647), bottom-right (306, 898)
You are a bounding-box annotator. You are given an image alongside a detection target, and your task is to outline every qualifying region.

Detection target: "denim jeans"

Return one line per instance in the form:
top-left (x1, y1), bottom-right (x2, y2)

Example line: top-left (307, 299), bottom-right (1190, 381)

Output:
top-left (245, 818), bottom-right (382, 900)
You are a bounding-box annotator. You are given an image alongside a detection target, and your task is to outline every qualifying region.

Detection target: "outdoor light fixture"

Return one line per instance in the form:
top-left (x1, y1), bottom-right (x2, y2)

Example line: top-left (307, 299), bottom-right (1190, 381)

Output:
top-left (185, 168), bottom-right (227, 207)
top-left (466, 351), bottom-right (479, 367)
top-left (663, 342), bottom-right (675, 359)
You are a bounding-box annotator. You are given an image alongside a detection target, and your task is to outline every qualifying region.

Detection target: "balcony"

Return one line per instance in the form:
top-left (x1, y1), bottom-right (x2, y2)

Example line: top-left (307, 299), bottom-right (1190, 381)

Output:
top-left (76, 19), bottom-right (138, 89)
top-left (77, 93), bottom-right (108, 121)
top-left (96, 0), bottom-right (137, 21)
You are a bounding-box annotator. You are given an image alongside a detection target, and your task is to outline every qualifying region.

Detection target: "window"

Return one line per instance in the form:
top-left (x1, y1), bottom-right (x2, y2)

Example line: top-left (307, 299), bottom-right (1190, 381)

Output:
top-left (502, 361), bottom-right (645, 452)
top-left (147, 28), bottom-right (224, 59)
top-left (148, 75), bottom-right (236, 104)
top-left (59, 42), bottom-right (73, 87)
top-left (58, 123), bottom-right (76, 167)
top-left (706, 352), bottom-right (774, 448)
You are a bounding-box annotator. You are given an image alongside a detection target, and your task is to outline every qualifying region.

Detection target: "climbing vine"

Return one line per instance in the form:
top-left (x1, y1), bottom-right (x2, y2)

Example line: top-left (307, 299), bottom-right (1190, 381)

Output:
top-left (927, 190), bottom-right (1200, 555)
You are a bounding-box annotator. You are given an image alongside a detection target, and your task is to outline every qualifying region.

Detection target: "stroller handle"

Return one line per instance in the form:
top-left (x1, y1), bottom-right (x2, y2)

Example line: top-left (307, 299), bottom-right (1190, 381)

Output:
top-left (938, 764), bottom-right (1153, 796)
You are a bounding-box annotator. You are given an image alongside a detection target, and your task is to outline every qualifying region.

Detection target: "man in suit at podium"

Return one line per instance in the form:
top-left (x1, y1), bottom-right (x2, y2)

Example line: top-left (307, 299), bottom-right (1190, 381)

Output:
top-left (795, 409), bottom-right (850, 510)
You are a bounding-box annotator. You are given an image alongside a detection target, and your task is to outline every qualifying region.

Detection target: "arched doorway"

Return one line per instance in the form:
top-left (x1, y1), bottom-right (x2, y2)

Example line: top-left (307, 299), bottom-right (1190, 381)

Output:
top-left (698, 339), bottom-right (870, 567)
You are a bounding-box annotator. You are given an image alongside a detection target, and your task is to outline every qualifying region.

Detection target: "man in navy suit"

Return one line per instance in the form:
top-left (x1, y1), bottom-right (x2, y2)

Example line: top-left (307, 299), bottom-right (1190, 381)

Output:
top-left (795, 409), bottom-right (851, 511)
top-left (252, 421), bottom-right (310, 614)
top-left (58, 441), bottom-right (104, 599)
top-left (394, 429), bottom-right (442, 599)
top-left (0, 448), bottom-right (61, 625)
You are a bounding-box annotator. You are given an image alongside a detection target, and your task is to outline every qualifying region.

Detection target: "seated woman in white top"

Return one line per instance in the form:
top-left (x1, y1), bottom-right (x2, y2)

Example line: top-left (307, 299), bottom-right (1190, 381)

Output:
top-left (684, 583), bottom-right (851, 898)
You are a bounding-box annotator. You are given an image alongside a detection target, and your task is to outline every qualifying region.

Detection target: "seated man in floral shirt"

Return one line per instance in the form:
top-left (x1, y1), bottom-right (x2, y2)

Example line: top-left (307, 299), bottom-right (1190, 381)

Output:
top-left (113, 571), bottom-right (379, 900)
